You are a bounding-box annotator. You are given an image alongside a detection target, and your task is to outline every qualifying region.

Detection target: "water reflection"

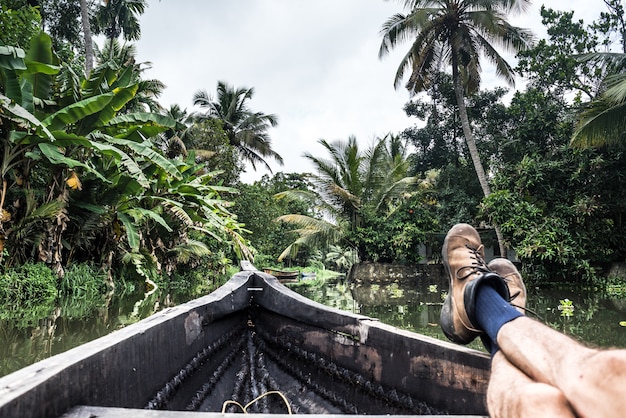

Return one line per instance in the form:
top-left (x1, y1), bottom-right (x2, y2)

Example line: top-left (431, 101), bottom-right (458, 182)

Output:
top-left (2, 275), bottom-right (626, 379)
top-left (0, 286), bottom-right (190, 378)
top-left (290, 278), bottom-right (626, 351)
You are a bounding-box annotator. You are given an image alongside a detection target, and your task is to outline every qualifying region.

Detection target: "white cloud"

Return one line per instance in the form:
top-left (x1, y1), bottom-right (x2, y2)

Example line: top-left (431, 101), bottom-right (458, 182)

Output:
top-left (132, 0), bottom-right (601, 183)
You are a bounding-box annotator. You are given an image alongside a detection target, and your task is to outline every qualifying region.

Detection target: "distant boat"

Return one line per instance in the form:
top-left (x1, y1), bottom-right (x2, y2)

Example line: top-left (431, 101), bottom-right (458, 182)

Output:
top-left (300, 271), bottom-right (317, 279)
top-left (0, 262), bottom-right (490, 417)
top-left (263, 267), bottom-right (299, 282)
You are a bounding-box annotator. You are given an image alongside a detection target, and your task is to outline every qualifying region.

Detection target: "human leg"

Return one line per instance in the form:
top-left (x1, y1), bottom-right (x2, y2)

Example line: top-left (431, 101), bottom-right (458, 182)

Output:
top-left (481, 259), bottom-right (574, 417)
top-left (496, 317), bottom-right (626, 418)
top-left (439, 224), bottom-right (626, 417)
top-left (487, 351), bottom-right (575, 418)
top-left (472, 263), bottom-right (626, 417)
top-left (475, 258), bottom-right (626, 417)
top-left (477, 256), bottom-right (626, 417)
top-left (439, 223), bottom-right (511, 345)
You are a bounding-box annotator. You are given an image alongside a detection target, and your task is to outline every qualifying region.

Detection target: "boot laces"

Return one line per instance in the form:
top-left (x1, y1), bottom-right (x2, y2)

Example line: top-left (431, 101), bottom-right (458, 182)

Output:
top-left (457, 244), bottom-right (490, 280)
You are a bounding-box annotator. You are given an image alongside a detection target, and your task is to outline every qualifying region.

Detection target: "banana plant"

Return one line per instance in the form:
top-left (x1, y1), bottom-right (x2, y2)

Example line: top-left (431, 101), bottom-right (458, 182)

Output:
top-left (2, 32), bottom-right (249, 281)
top-left (0, 33), bottom-right (176, 272)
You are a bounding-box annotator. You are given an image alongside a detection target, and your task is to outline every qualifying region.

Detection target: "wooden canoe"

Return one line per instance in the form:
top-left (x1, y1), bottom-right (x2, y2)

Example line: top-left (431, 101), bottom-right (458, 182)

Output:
top-left (262, 268), bottom-right (299, 282)
top-left (0, 264), bottom-right (490, 417)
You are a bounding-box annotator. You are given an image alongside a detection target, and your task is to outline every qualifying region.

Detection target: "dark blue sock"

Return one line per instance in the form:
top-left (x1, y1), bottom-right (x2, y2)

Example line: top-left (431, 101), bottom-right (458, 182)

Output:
top-left (474, 284), bottom-right (522, 356)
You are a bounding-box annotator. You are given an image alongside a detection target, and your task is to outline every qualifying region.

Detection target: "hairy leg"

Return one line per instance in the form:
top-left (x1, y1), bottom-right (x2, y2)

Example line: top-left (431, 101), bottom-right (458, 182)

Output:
top-left (498, 316), bottom-right (626, 418)
top-left (487, 351), bottom-right (574, 418)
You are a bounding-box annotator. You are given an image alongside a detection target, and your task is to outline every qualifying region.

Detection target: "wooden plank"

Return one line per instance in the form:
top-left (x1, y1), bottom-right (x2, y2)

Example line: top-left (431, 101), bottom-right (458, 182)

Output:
top-left (254, 308), bottom-right (490, 416)
top-left (63, 405), bottom-right (487, 417)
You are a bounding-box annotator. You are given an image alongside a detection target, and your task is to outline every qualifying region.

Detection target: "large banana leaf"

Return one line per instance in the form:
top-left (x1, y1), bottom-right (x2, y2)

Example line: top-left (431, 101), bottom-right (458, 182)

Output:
top-left (36, 143), bottom-right (107, 182)
top-left (81, 63), bottom-right (119, 96)
top-left (81, 84), bottom-right (139, 130)
top-left (21, 61), bottom-right (59, 76)
top-left (1, 65), bottom-right (22, 105)
top-left (70, 201), bottom-right (107, 215)
top-left (44, 131), bottom-right (91, 147)
top-left (106, 112), bottom-right (178, 128)
top-left (0, 46), bottom-right (26, 70)
top-left (0, 45), bottom-right (26, 103)
top-left (42, 93), bottom-right (114, 131)
top-left (117, 212), bottom-right (140, 251)
top-left (125, 208), bottom-right (172, 232)
top-left (19, 77), bottom-right (34, 112)
top-left (107, 112), bottom-right (178, 139)
top-left (23, 32), bottom-right (58, 102)
top-left (106, 136), bottom-right (182, 180)
top-left (109, 64), bottom-right (134, 90)
top-left (86, 138), bottom-right (150, 188)
top-left (0, 93), bottom-right (55, 141)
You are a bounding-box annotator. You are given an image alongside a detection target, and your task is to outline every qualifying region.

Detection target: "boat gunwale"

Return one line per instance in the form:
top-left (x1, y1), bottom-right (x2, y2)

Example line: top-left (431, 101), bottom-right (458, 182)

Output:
top-left (0, 267), bottom-right (490, 417)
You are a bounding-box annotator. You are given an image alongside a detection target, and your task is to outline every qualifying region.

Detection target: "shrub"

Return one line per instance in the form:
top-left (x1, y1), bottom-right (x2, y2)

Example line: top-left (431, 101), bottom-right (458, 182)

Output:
top-left (0, 262), bottom-right (57, 303)
top-left (60, 263), bottom-right (109, 299)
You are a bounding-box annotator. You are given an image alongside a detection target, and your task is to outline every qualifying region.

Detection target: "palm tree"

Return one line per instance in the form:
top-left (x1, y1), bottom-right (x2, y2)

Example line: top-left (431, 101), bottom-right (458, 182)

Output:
top-left (193, 81), bottom-right (283, 172)
top-left (94, 41), bottom-right (165, 113)
top-left (80, 0), bottom-right (95, 76)
top-left (158, 104), bottom-right (197, 158)
top-left (275, 135), bottom-right (417, 261)
top-left (571, 52), bottom-right (626, 148)
top-left (93, 0), bottom-right (147, 60)
top-left (379, 0), bottom-right (533, 255)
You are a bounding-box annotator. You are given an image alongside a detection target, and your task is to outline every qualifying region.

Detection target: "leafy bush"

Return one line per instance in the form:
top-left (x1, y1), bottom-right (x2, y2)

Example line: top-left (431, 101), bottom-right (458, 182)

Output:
top-left (60, 263), bottom-right (109, 298)
top-left (0, 262), bottom-right (57, 303)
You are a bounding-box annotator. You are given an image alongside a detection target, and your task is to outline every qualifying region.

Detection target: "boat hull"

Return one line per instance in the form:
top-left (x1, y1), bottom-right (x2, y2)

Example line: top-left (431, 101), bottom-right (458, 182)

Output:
top-left (0, 269), bottom-right (490, 417)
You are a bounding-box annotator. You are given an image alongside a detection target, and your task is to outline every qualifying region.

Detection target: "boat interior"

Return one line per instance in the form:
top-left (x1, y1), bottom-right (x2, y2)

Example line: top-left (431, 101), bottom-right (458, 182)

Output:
top-left (0, 266), bottom-right (490, 417)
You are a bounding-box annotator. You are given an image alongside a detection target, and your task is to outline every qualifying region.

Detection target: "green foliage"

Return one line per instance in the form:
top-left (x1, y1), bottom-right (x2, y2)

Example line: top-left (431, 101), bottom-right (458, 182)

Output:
top-left (165, 266), bottom-right (219, 297)
top-left (92, 0), bottom-right (146, 43)
top-left (193, 81), bottom-right (283, 172)
top-left (0, 262), bottom-right (57, 303)
top-left (324, 245), bottom-right (358, 272)
top-left (0, 34), bottom-right (250, 293)
top-left (233, 172), bottom-right (312, 265)
top-left (188, 119), bottom-right (242, 185)
top-left (276, 135), bottom-right (420, 263)
top-left (0, 1), bottom-right (41, 49)
top-left (481, 186), bottom-right (611, 283)
top-left (40, 0), bottom-right (83, 49)
top-left (604, 276), bottom-right (626, 298)
top-left (59, 263), bottom-right (108, 298)
top-left (570, 55), bottom-right (626, 148)
top-left (403, 76), bottom-right (498, 226)
top-left (350, 193), bottom-right (438, 264)
top-left (558, 298), bottom-right (575, 317)
top-left (516, 6), bottom-right (603, 100)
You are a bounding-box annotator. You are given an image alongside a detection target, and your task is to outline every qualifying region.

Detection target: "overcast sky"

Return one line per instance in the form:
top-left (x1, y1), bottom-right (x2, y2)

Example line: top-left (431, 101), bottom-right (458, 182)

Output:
top-left (134, 0), bottom-right (602, 183)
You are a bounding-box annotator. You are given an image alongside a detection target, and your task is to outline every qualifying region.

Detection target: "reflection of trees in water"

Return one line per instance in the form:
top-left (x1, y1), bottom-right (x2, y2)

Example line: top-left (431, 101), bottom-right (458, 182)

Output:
top-left (294, 279), bottom-right (626, 350)
top-left (0, 285), bottom-right (198, 377)
top-left (526, 287), bottom-right (626, 348)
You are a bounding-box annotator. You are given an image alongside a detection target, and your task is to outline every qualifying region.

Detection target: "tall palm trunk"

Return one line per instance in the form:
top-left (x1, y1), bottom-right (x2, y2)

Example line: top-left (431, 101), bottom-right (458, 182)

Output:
top-left (80, 0), bottom-right (94, 76)
top-left (451, 58), bottom-right (507, 257)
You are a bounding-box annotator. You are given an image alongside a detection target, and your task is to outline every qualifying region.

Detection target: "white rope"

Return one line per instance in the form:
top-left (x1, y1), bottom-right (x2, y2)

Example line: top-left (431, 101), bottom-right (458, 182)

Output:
top-left (221, 390), bottom-right (292, 415)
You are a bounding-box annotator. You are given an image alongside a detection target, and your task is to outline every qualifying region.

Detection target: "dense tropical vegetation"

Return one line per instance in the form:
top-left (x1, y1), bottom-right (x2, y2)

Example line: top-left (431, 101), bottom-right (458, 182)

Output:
top-left (1, 0), bottom-right (626, 311)
top-left (378, 0), bottom-right (534, 256)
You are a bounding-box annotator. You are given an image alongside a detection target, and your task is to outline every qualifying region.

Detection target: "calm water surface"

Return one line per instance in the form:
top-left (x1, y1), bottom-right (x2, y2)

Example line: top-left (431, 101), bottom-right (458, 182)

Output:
top-left (1, 275), bottom-right (625, 377)
top-left (289, 277), bottom-right (626, 352)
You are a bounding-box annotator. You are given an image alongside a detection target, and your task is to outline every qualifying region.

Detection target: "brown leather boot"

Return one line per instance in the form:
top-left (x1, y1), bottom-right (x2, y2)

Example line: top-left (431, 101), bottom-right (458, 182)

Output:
top-left (440, 224), bottom-right (509, 344)
top-left (488, 258), bottom-right (526, 314)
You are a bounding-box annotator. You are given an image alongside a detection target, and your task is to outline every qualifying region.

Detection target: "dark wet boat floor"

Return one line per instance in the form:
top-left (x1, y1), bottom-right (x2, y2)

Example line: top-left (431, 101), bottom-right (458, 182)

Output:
top-left (143, 312), bottom-right (443, 415)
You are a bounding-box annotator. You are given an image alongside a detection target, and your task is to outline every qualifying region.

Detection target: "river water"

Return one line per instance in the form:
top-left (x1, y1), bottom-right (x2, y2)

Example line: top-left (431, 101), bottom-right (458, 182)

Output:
top-left (1, 274), bottom-right (625, 377)
top-left (291, 277), bottom-right (626, 352)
